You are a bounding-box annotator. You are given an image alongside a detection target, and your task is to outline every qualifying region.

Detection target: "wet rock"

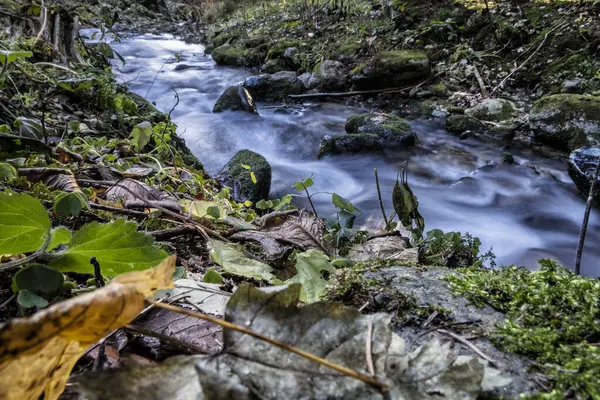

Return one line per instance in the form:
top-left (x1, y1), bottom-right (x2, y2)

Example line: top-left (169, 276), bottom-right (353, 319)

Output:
top-left (211, 44), bottom-right (263, 67)
top-left (217, 150), bottom-right (271, 203)
top-left (213, 85), bottom-right (258, 115)
top-left (346, 113), bottom-right (416, 142)
top-left (464, 98), bottom-right (517, 122)
top-left (243, 71), bottom-right (304, 102)
top-left (568, 146), bottom-right (600, 201)
top-left (529, 94), bottom-right (600, 151)
top-left (263, 59), bottom-right (284, 73)
top-left (283, 47), bottom-right (300, 70)
top-left (351, 50), bottom-right (430, 90)
top-left (445, 115), bottom-right (486, 136)
top-left (298, 72), bottom-right (312, 88)
top-left (308, 60), bottom-right (347, 91)
top-left (264, 40), bottom-right (301, 72)
top-left (347, 236), bottom-right (418, 264)
top-left (485, 121), bottom-right (520, 141)
top-left (319, 134), bottom-right (382, 158)
top-left (562, 79), bottom-right (583, 94)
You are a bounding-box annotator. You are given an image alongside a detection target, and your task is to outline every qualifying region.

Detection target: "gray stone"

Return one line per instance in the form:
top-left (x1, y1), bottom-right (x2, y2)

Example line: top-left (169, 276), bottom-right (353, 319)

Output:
top-left (445, 115), bottom-right (486, 136)
top-left (464, 98), bottom-right (517, 122)
top-left (318, 134), bottom-right (383, 158)
top-left (217, 150), bottom-right (271, 203)
top-left (298, 72), bottom-right (312, 89)
top-left (347, 236), bottom-right (418, 263)
top-left (308, 60), bottom-right (346, 90)
top-left (243, 72), bottom-right (304, 102)
top-left (568, 146), bottom-right (600, 202)
top-left (562, 79), bottom-right (582, 94)
top-left (345, 113), bottom-right (416, 142)
top-left (213, 85), bottom-right (258, 114)
top-left (351, 50), bottom-right (430, 90)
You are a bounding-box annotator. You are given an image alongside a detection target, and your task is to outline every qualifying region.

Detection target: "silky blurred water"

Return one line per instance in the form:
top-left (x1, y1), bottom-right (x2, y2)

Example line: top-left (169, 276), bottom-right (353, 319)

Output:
top-left (89, 31), bottom-right (600, 276)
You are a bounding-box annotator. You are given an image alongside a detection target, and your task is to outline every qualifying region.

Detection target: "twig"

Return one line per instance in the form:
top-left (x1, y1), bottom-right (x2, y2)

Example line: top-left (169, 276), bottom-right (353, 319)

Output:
top-left (483, 0), bottom-right (503, 47)
top-left (0, 232), bottom-right (52, 271)
top-left (575, 154), bottom-right (600, 275)
top-left (422, 310), bottom-right (439, 329)
top-left (374, 168), bottom-right (389, 229)
top-left (366, 321), bottom-right (375, 376)
top-left (472, 63), bottom-right (488, 98)
top-left (146, 300), bottom-right (389, 392)
top-left (0, 293), bottom-right (16, 310)
top-left (35, 0), bottom-right (48, 43)
top-left (88, 202), bottom-right (150, 217)
top-left (288, 80), bottom-right (431, 100)
top-left (438, 329), bottom-right (497, 366)
top-left (124, 324), bottom-right (211, 354)
top-left (149, 225), bottom-right (200, 241)
top-left (417, 319), bottom-right (481, 339)
top-left (303, 185), bottom-right (319, 219)
top-left (358, 301), bottom-right (370, 312)
top-left (144, 55), bottom-right (173, 98)
top-left (490, 22), bottom-right (567, 96)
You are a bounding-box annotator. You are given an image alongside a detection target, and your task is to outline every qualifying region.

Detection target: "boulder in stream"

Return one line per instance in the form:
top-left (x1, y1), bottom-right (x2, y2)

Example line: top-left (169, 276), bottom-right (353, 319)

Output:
top-left (211, 44), bottom-right (263, 67)
top-left (319, 113), bottom-right (416, 158)
top-left (213, 85), bottom-right (258, 115)
top-left (243, 71), bottom-right (305, 102)
top-left (350, 50), bottom-right (430, 90)
top-left (308, 60), bottom-right (347, 91)
top-left (445, 114), bottom-right (486, 136)
top-left (217, 150), bottom-right (271, 204)
top-left (529, 94), bottom-right (600, 151)
top-left (568, 146), bottom-right (600, 201)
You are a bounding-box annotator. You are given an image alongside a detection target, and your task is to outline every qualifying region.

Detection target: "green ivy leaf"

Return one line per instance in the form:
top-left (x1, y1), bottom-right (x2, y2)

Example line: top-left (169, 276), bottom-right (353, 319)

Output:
top-left (13, 264), bottom-right (64, 295)
top-left (203, 268), bottom-right (223, 284)
top-left (332, 193), bottom-right (357, 213)
top-left (49, 219), bottom-right (168, 275)
top-left (0, 162), bottom-right (18, 182)
top-left (209, 241), bottom-right (277, 283)
top-left (0, 50), bottom-right (33, 66)
top-left (17, 289), bottom-right (48, 309)
top-left (206, 205), bottom-right (221, 219)
top-left (286, 250), bottom-right (335, 303)
top-left (0, 191), bottom-right (50, 256)
top-left (293, 175), bottom-right (314, 191)
top-left (256, 199), bottom-right (273, 210)
top-left (53, 191), bottom-right (88, 217)
top-left (130, 121), bottom-right (153, 153)
top-left (48, 227), bottom-right (71, 251)
top-left (273, 194), bottom-right (293, 211)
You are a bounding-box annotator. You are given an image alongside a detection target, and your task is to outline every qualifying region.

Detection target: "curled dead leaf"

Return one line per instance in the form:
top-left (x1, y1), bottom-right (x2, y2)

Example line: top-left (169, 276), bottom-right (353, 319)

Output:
top-left (0, 255), bottom-right (176, 400)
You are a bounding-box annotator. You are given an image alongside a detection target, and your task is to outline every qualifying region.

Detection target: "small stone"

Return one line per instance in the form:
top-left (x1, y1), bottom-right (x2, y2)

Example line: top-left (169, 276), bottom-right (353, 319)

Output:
top-left (562, 79), bottom-right (582, 94)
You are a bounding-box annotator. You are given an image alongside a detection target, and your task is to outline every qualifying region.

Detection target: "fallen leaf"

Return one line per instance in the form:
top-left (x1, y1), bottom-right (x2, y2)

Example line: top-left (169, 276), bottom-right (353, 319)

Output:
top-left (209, 240), bottom-right (278, 283)
top-left (180, 199), bottom-right (225, 220)
top-left (19, 168), bottom-right (80, 192)
top-left (106, 178), bottom-right (182, 213)
top-left (255, 210), bottom-right (329, 252)
top-left (0, 255), bottom-right (176, 400)
top-left (285, 250), bottom-right (335, 303)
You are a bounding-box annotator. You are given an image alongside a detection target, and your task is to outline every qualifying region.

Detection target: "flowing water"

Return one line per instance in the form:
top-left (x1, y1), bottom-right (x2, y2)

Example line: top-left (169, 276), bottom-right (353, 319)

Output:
top-left (93, 31), bottom-right (600, 276)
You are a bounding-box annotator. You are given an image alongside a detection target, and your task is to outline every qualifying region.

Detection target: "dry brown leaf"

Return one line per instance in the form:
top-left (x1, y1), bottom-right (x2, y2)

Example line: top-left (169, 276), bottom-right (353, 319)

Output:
top-left (0, 255), bottom-right (176, 400)
top-left (19, 167), bottom-right (81, 192)
top-left (105, 178), bottom-right (182, 213)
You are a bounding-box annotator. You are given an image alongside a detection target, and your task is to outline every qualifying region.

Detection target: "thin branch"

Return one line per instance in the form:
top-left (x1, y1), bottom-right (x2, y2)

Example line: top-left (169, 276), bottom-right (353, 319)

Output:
top-left (146, 300), bottom-right (389, 392)
top-left (0, 293), bottom-right (16, 310)
top-left (374, 168), bottom-right (389, 229)
top-left (124, 324), bottom-right (211, 354)
top-left (288, 79), bottom-right (431, 100)
top-left (366, 320), bottom-right (375, 376)
top-left (472, 63), bottom-right (488, 98)
top-left (149, 225), bottom-right (201, 241)
top-left (417, 320), bottom-right (481, 339)
top-left (88, 202), bottom-right (150, 217)
top-left (575, 155), bottom-right (600, 275)
top-left (438, 329), bottom-right (497, 366)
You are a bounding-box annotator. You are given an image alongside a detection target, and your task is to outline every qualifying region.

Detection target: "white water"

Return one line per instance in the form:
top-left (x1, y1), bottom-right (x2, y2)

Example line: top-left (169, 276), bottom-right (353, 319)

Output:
top-left (95, 31), bottom-right (600, 276)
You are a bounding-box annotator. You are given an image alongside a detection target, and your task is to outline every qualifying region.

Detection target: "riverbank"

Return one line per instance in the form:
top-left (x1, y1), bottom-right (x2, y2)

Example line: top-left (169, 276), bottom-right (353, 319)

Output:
top-left (0, 1), bottom-right (599, 399)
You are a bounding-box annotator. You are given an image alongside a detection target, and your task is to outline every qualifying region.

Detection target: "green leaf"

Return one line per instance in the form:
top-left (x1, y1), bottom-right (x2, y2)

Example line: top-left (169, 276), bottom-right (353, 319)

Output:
top-left (250, 171), bottom-right (257, 184)
top-left (240, 164), bottom-right (252, 170)
top-left (48, 227), bottom-right (71, 251)
top-left (209, 241), bottom-right (277, 283)
top-left (0, 162), bottom-right (18, 182)
top-left (49, 219), bottom-right (168, 275)
top-left (173, 266), bottom-right (186, 281)
top-left (17, 289), bottom-right (48, 309)
top-left (286, 250), bottom-right (335, 303)
top-left (293, 176), bottom-right (314, 191)
top-left (53, 192), bottom-right (88, 217)
top-left (332, 193), bottom-right (357, 213)
top-left (0, 50), bottom-right (33, 66)
top-left (0, 191), bottom-right (50, 256)
top-left (203, 268), bottom-right (223, 284)
top-left (13, 264), bottom-right (64, 295)
top-left (130, 121), bottom-right (153, 153)
top-left (57, 78), bottom-right (97, 92)
top-left (273, 194), bottom-right (293, 211)
top-left (427, 229), bottom-right (444, 239)
top-left (0, 125), bottom-right (11, 133)
top-left (256, 199), bottom-right (273, 210)
top-left (206, 205), bottom-right (221, 219)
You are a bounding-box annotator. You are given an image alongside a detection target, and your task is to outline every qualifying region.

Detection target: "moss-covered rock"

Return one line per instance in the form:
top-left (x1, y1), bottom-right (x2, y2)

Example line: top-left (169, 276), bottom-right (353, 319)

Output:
top-left (318, 134), bottom-right (382, 158)
top-left (445, 115), bottom-right (486, 135)
top-left (217, 150), bottom-right (271, 203)
top-left (529, 94), bottom-right (600, 151)
top-left (211, 44), bottom-right (264, 67)
top-left (243, 71), bottom-right (305, 102)
top-left (351, 50), bottom-right (430, 90)
top-left (568, 146), bottom-right (600, 201)
top-left (213, 85), bottom-right (258, 115)
top-left (345, 113), bottom-right (416, 142)
top-left (308, 60), bottom-right (347, 91)
top-left (464, 98), bottom-right (517, 122)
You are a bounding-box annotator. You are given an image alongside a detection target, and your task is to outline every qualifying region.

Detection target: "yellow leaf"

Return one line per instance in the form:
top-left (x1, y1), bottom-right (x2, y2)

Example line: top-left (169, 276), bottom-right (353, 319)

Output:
top-left (0, 255), bottom-right (176, 400)
top-left (250, 171), bottom-right (257, 185)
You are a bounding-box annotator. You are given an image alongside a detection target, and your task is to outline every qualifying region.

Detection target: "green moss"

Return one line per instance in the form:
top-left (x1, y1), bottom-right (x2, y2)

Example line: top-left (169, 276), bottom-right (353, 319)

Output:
top-left (446, 260), bottom-right (600, 398)
top-left (318, 134), bottom-right (382, 158)
top-left (430, 83), bottom-right (448, 97)
top-left (445, 115), bottom-right (485, 135)
top-left (350, 63), bottom-right (367, 76)
top-left (266, 40), bottom-right (301, 61)
top-left (211, 44), bottom-right (245, 66)
top-left (345, 113), bottom-right (413, 139)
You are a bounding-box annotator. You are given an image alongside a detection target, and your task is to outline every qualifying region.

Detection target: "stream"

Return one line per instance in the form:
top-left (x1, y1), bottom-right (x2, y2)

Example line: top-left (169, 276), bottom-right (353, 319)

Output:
top-left (94, 32), bottom-right (600, 276)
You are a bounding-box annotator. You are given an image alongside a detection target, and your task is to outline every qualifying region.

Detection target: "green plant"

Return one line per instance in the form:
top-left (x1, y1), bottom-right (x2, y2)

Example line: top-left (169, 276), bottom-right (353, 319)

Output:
top-left (422, 229), bottom-right (494, 268)
top-left (392, 163), bottom-right (424, 242)
top-left (447, 260), bottom-right (600, 398)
